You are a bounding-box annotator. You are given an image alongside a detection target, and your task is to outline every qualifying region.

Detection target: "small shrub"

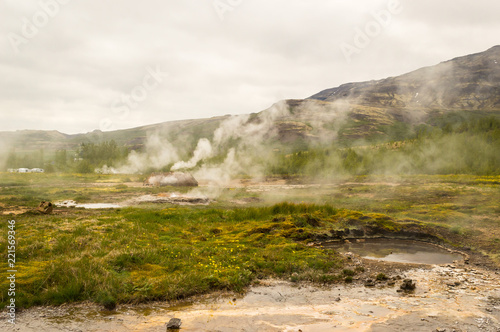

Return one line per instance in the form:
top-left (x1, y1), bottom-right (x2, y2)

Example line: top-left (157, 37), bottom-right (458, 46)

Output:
top-left (99, 293), bottom-right (117, 311)
top-left (319, 274), bottom-right (339, 283)
top-left (450, 225), bottom-right (463, 235)
top-left (342, 269), bottom-right (355, 276)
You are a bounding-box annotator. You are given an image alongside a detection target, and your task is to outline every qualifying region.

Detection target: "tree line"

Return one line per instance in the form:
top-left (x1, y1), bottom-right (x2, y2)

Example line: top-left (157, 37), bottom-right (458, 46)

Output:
top-left (4, 140), bottom-right (129, 173)
top-left (267, 116), bottom-right (500, 176)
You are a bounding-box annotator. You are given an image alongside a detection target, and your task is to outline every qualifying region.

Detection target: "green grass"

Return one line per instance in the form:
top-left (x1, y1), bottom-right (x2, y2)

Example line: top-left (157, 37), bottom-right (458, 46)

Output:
top-left (0, 203), bottom-right (351, 308)
top-left (0, 173), bottom-right (498, 309)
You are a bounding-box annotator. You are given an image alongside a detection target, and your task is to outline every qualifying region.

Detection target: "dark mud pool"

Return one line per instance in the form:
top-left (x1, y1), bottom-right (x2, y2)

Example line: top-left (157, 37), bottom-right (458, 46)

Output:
top-left (323, 239), bottom-right (464, 265)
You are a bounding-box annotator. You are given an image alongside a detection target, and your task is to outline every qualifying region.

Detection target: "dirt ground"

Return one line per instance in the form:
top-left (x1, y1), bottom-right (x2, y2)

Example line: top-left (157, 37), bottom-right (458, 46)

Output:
top-left (2, 258), bottom-right (499, 332)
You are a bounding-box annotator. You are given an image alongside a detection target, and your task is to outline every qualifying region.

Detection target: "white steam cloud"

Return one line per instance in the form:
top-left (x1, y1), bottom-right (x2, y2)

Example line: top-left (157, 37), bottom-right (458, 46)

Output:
top-left (171, 138), bottom-right (213, 171)
top-left (97, 132), bottom-right (179, 174)
top-left (96, 99), bottom-right (350, 187)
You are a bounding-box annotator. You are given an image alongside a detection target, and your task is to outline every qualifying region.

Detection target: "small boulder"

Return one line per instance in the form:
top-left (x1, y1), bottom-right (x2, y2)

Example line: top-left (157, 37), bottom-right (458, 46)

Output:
top-left (399, 279), bottom-right (416, 292)
top-left (364, 279), bottom-right (376, 287)
top-left (166, 318), bottom-right (182, 330)
top-left (37, 201), bottom-right (53, 214)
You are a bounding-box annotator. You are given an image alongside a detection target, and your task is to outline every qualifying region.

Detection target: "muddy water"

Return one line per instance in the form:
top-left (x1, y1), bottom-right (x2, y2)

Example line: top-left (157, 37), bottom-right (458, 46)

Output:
top-left (323, 239), bottom-right (464, 265)
top-left (2, 265), bottom-right (499, 332)
top-left (55, 200), bottom-right (123, 209)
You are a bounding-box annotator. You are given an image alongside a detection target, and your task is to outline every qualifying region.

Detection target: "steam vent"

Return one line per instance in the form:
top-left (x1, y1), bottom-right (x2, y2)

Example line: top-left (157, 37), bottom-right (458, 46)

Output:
top-left (143, 172), bottom-right (198, 187)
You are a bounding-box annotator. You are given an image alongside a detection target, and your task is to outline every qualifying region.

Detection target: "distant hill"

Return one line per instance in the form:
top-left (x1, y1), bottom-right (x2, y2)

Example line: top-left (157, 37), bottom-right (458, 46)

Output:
top-left (1, 46), bottom-right (499, 153)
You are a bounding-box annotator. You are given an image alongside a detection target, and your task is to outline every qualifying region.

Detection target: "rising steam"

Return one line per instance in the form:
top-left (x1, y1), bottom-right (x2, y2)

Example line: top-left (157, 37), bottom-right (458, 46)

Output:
top-left (171, 138), bottom-right (213, 171)
top-left (96, 98), bottom-right (357, 187)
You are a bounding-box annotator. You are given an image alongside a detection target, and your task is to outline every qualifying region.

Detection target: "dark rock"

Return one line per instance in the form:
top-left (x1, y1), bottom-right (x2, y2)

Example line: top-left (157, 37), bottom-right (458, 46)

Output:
top-left (331, 230), bottom-right (347, 239)
top-left (102, 300), bottom-right (116, 311)
top-left (166, 318), bottom-right (182, 330)
top-left (446, 281), bottom-right (462, 288)
top-left (364, 279), bottom-right (376, 287)
top-left (351, 229), bottom-right (365, 237)
top-left (400, 279), bottom-right (416, 291)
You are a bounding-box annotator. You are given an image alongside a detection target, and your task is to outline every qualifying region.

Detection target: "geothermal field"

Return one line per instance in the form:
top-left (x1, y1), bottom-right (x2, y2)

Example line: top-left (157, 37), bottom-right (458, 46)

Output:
top-left (0, 173), bottom-right (499, 331)
top-left (2, 52), bottom-right (500, 330)
top-left (1, 2), bottom-right (500, 331)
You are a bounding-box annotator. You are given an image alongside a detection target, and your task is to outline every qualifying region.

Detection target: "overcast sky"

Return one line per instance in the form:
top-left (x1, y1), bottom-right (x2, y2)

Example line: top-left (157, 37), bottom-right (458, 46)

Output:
top-left (0, 0), bottom-right (499, 134)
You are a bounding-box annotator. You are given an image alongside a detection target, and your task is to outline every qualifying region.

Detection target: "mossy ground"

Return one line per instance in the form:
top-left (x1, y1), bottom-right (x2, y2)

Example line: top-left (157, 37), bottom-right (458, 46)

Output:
top-left (0, 173), bottom-right (498, 308)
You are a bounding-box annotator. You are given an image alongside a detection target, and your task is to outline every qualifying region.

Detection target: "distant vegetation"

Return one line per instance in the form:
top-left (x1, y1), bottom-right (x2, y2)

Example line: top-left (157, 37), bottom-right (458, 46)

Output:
top-left (4, 140), bottom-right (129, 173)
top-left (74, 140), bottom-right (129, 173)
top-left (2, 113), bottom-right (499, 176)
top-left (268, 115), bottom-right (500, 177)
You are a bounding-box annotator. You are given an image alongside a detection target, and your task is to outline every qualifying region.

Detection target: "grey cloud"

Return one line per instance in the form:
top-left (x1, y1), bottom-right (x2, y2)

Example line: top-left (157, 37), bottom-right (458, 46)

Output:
top-left (0, 0), bottom-right (499, 134)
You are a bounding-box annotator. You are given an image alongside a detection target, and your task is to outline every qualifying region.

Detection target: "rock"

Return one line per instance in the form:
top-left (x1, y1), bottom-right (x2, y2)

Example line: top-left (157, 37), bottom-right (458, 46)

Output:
top-left (37, 201), bottom-right (53, 214)
top-left (400, 279), bottom-right (416, 291)
top-left (166, 318), bottom-right (182, 330)
top-left (364, 279), bottom-right (376, 287)
top-left (351, 229), bottom-right (365, 237)
top-left (447, 281), bottom-right (462, 287)
top-left (436, 328), bottom-right (446, 332)
top-left (332, 230), bottom-right (346, 239)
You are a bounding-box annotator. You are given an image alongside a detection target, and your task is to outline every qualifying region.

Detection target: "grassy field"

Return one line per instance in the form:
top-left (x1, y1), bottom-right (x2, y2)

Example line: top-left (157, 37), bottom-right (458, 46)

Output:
top-left (0, 173), bottom-right (499, 309)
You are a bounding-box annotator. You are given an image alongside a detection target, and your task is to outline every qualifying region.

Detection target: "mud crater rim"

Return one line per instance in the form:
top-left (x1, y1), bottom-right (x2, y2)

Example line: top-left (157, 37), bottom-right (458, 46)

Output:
top-left (319, 238), bottom-right (468, 265)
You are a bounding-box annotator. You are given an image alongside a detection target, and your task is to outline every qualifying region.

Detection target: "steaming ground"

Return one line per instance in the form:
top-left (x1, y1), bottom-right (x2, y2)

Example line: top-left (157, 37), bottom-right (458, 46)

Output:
top-left (95, 99), bottom-right (351, 185)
